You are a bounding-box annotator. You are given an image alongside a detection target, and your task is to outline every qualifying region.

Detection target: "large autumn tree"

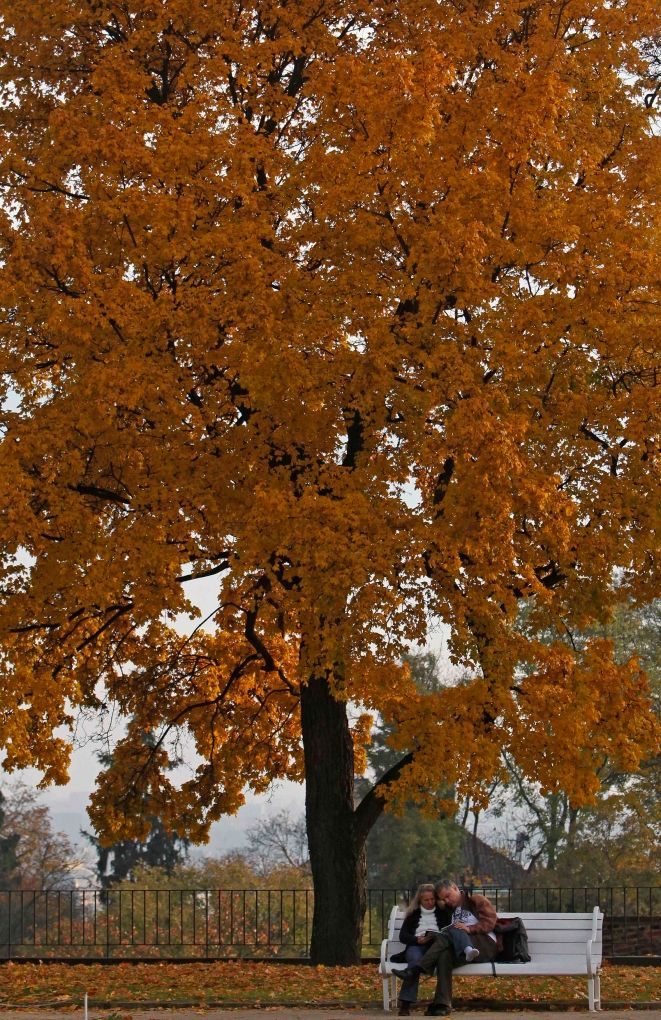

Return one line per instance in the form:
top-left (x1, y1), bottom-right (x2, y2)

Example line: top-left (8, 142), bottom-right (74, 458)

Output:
top-left (0, 0), bottom-right (659, 963)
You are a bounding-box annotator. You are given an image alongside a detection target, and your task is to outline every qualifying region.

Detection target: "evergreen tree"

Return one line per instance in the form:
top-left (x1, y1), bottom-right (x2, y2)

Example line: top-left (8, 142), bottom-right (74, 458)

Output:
top-left (85, 816), bottom-right (190, 887)
top-left (365, 805), bottom-right (461, 889)
top-left (363, 652), bottom-right (461, 888)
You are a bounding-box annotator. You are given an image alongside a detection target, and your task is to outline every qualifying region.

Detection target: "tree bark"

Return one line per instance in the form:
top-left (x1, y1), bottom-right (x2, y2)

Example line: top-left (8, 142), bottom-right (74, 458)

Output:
top-left (300, 672), bottom-right (366, 964)
top-left (300, 672), bottom-right (416, 964)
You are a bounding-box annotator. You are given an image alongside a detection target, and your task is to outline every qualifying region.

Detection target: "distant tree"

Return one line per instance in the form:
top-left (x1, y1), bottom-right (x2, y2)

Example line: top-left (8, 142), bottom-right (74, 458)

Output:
top-left (500, 600), bottom-right (660, 880)
top-left (244, 809), bottom-right (310, 876)
top-left (109, 852), bottom-right (262, 892)
top-left (204, 842), bottom-right (312, 890)
top-left (0, 789), bottom-right (19, 888)
top-left (112, 850), bottom-right (312, 891)
top-left (457, 777), bottom-right (504, 878)
top-left (0, 782), bottom-right (86, 888)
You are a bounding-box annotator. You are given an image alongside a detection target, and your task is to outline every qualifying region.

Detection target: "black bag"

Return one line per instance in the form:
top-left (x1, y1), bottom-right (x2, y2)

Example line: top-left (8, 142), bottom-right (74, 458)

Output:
top-left (494, 916), bottom-right (531, 963)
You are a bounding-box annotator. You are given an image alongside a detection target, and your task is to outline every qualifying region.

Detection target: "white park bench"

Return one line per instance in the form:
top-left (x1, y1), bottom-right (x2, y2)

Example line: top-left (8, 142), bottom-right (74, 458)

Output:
top-left (379, 905), bottom-right (604, 1012)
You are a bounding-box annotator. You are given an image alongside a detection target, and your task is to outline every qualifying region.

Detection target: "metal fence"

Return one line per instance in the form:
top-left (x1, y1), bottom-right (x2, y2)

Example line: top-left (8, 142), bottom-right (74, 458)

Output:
top-left (0, 886), bottom-right (658, 961)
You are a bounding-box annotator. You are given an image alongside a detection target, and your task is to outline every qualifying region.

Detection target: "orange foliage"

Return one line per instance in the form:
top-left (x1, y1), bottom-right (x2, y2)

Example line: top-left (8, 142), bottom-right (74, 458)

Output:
top-left (0, 1), bottom-right (659, 841)
top-left (0, 961), bottom-right (658, 1007)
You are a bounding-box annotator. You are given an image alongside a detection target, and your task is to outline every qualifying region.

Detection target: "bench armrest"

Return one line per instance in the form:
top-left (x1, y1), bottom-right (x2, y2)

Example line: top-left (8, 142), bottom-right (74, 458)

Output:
top-left (586, 907), bottom-right (603, 975)
top-left (379, 937), bottom-right (389, 975)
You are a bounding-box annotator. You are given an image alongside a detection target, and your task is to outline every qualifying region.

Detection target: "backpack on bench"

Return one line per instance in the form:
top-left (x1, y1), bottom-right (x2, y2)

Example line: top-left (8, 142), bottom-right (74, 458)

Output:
top-left (494, 916), bottom-right (531, 962)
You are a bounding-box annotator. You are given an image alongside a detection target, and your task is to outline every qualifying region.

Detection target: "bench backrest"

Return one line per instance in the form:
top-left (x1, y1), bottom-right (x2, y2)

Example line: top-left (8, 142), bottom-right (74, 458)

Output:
top-left (386, 907), bottom-right (603, 964)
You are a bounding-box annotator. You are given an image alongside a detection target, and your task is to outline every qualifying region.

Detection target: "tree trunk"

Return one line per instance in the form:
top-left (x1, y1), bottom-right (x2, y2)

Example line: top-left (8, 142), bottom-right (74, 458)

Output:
top-left (471, 808), bottom-right (481, 876)
top-left (300, 672), bottom-right (366, 964)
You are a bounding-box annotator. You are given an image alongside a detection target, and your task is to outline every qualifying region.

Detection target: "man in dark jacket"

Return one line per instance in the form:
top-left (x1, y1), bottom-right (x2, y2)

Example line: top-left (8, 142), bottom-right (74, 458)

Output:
top-left (392, 880), bottom-right (499, 1016)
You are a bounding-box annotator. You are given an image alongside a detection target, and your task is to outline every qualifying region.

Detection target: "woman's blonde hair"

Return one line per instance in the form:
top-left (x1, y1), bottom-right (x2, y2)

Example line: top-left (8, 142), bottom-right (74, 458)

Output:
top-left (405, 882), bottom-right (437, 915)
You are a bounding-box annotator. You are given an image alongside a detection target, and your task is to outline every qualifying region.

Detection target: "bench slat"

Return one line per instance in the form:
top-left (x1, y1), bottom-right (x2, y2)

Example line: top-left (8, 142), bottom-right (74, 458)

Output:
top-left (512, 918), bottom-right (601, 925)
top-left (528, 935), bottom-right (602, 946)
top-left (493, 918), bottom-right (595, 926)
top-left (384, 942), bottom-right (598, 955)
top-left (389, 914), bottom-right (601, 931)
top-left (464, 959), bottom-right (597, 975)
top-left (389, 926), bottom-right (599, 938)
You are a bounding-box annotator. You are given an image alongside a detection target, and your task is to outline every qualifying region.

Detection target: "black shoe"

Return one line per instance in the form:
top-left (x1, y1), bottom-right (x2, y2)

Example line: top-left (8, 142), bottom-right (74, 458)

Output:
top-left (398, 1002), bottom-right (411, 1016)
top-left (392, 964), bottom-right (423, 981)
top-left (424, 1006), bottom-right (451, 1016)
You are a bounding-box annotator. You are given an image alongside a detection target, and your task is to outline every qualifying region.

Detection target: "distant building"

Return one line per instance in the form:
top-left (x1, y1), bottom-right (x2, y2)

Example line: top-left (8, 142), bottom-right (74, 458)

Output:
top-left (415, 823), bottom-right (526, 891)
top-left (452, 826), bottom-right (527, 888)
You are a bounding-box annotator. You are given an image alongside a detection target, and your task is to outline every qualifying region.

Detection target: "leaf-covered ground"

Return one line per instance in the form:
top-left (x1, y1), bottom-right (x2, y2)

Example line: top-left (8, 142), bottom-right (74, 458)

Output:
top-left (0, 963), bottom-right (658, 1007)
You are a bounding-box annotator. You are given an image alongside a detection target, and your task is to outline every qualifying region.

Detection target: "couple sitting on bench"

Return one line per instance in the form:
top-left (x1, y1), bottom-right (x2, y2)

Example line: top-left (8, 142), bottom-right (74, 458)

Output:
top-left (390, 879), bottom-right (498, 1016)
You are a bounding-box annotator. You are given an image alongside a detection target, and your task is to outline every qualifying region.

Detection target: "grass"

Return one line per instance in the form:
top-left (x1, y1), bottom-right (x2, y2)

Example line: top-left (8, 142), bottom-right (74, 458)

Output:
top-left (0, 961), bottom-right (659, 1008)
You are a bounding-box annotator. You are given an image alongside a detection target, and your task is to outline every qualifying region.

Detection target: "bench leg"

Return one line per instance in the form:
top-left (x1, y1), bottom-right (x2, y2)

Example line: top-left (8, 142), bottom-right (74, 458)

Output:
top-left (382, 974), bottom-right (391, 1012)
top-left (588, 973), bottom-right (602, 1011)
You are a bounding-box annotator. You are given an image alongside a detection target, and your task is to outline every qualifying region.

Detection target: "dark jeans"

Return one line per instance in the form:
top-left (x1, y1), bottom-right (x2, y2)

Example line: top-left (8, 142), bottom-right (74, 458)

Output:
top-left (418, 930), bottom-right (498, 1008)
top-left (398, 943), bottom-right (427, 1003)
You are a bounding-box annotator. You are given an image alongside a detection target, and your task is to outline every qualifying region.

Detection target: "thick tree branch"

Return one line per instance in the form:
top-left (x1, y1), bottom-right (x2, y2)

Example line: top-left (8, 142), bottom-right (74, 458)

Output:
top-left (70, 483), bottom-right (131, 505)
top-left (245, 607), bottom-right (297, 693)
top-left (176, 561), bottom-right (230, 583)
top-left (353, 750), bottom-right (414, 843)
top-left (342, 408), bottom-right (364, 467)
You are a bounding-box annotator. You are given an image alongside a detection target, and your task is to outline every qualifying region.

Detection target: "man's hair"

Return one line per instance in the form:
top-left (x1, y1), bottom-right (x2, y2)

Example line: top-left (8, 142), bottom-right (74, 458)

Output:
top-left (435, 879), bottom-right (457, 893)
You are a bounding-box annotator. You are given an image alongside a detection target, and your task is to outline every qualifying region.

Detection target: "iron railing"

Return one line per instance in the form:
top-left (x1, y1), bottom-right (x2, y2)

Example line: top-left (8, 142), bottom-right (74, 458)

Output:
top-left (0, 886), bottom-right (658, 961)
